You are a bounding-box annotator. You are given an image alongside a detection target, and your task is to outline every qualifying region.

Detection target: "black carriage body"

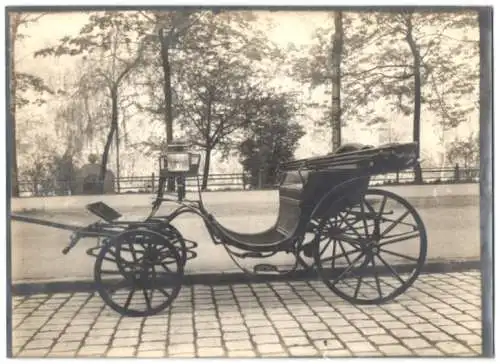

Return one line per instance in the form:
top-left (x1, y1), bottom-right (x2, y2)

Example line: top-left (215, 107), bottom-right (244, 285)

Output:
top-left (271, 142), bottom-right (418, 237)
top-left (277, 169), bottom-right (370, 236)
top-left (205, 142), bottom-right (418, 253)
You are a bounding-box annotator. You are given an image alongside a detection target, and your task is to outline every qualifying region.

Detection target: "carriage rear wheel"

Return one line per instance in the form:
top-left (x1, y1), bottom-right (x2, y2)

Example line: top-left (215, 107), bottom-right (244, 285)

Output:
top-left (94, 228), bottom-right (184, 317)
top-left (313, 189), bottom-right (427, 305)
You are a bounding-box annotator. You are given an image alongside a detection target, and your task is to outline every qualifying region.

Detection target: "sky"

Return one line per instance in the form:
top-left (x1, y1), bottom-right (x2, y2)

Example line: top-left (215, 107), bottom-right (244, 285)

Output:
top-left (13, 10), bottom-right (479, 177)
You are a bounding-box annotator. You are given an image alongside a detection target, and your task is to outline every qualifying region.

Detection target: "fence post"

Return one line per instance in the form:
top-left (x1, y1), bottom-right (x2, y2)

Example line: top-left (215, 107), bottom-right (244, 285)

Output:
top-left (151, 173), bottom-right (155, 193)
top-left (396, 170), bottom-right (400, 184)
top-left (242, 173), bottom-right (246, 190)
top-left (454, 163), bottom-right (460, 183)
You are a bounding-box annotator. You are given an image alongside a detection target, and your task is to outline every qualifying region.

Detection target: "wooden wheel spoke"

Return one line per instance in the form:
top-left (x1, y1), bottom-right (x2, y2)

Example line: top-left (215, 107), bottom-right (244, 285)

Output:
top-left (318, 239), bottom-right (332, 258)
top-left (354, 275), bottom-right (363, 299)
top-left (375, 253), bottom-right (406, 285)
top-left (142, 288), bottom-right (153, 310)
top-left (100, 269), bottom-right (122, 275)
top-left (360, 201), bottom-right (370, 237)
top-left (321, 246), bottom-right (360, 264)
top-left (337, 211), bottom-right (364, 240)
top-left (331, 252), bottom-right (365, 286)
top-left (380, 210), bottom-right (411, 237)
top-left (379, 231), bottom-right (420, 246)
top-left (149, 266), bottom-right (157, 302)
top-left (123, 288), bottom-right (135, 310)
top-left (160, 262), bottom-right (173, 273)
top-left (125, 242), bottom-right (139, 262)
top-left (379, 248), bottom-right (418, 262)
top-left (103, 247), bottom-right (122, 263)
top-left (101, 256), bottom-right (119, 264)
top-left (332, 240), bottom-right (337, 269)
top-left (157, 287), bottom-right (171, 299)
top-left (371, 254), bottom-right (383, 299)
top-left (379, 218), bottom-right (418, 230)
top-left (378, 194), bottom-right (388, 217)
top-left (339, 221), bottom-right (376, 234)
top-left (337, 240), bottom-right (353, 265)
top-left (334, 233), bottom-right (362, 249)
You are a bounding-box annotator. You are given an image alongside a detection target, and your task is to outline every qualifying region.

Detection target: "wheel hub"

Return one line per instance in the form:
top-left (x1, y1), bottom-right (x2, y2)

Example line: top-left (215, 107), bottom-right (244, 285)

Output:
top-left (327, 226), bottom-right (343, 237)
top-left (362, 241), bottom-right (380, 256)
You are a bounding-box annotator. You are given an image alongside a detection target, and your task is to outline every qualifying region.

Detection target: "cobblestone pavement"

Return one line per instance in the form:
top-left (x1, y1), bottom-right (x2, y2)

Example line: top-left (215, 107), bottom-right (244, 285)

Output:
top-left (11, 271), bottom-right (482, 358)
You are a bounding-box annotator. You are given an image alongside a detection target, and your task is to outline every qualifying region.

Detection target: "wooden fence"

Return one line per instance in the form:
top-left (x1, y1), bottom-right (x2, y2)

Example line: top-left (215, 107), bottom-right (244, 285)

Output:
top-left (17, 165), bottom-right (479, 197)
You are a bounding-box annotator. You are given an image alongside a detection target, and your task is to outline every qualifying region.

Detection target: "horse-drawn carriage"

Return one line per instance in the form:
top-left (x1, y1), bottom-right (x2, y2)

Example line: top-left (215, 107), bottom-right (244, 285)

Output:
top-left (12, 141), bottom-right (427, 317)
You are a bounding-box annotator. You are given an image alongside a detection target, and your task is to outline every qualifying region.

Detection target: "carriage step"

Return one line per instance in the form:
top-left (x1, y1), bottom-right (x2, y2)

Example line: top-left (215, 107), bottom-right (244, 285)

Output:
top-left (86, 202), bottom-right (122, 222)
top-left (253, 264), bottom-right (282, 275)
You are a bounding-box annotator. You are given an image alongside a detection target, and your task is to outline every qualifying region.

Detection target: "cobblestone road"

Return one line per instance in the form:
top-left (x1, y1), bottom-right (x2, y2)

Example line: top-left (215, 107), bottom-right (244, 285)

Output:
top-left (11, 271), bottom-right (482, 358)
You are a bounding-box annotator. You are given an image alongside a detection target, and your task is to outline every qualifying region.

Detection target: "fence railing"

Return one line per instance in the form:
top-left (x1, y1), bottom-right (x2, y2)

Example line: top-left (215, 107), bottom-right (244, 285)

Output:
top-left (17, 165), bottom-right (479, 197)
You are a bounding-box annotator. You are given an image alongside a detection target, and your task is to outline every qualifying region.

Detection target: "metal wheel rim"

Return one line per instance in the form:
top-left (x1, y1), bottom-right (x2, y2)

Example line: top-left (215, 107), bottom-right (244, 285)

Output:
top-left (313, 189), bottom-right (427, 304)
top-left (94, 229), bottom-right (184, 317)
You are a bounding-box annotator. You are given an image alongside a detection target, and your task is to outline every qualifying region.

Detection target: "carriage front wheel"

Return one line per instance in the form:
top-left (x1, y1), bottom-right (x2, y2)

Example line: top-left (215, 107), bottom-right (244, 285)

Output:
top-left (94, 228), bottom-right (184, 317)
top-left (313, 189), bottom-right (427, 305)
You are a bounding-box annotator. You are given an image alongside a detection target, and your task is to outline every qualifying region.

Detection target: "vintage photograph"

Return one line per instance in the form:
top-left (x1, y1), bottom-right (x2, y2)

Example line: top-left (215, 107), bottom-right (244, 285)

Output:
top-left (7, 6), bottom-right (493, 358)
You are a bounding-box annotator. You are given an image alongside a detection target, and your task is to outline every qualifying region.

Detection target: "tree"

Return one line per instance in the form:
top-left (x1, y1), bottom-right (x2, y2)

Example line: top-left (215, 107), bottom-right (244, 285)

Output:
top-left (346, 10), bottom-right (478, 182)
top-left (135, 10), bottom-right (213, 191)
top-left (8, 12), bottom-right (54, 196)
top-left (292, 11), bottom-right (478, 182)
top-left (289, 12), bottom-right (394, 150)
top-left (18, 134), bottom-right (58, 196)
top-left (35, 11), bottom-right (154, 193)
top-left (330, 12), bottom-right (344, 151)
top-left (51, 63), bottom-right (101, 162)
top-left (136, 10), bottom-right (281, 190)
top-left (143, 11), bottom-right (211, 141)
top-left (238, 94), bottom-right (305, 188)
top-left (175, 57), bottom-right (265, 190)
top-left (446, 132), bottom-right (480, 171)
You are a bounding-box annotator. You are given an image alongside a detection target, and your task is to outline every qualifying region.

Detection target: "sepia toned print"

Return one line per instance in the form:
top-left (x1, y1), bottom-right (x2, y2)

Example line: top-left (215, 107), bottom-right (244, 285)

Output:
top-left (8, 7), bottom-right (492, 358)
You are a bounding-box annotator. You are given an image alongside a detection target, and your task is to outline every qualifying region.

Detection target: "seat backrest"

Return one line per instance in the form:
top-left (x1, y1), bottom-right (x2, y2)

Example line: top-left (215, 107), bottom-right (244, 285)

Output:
top-left (333, 143), bottom-right (373, 155)
top-left (275, 170), bottom-right (308, 237)
top-left (276, 144), bottom-right (374, 236)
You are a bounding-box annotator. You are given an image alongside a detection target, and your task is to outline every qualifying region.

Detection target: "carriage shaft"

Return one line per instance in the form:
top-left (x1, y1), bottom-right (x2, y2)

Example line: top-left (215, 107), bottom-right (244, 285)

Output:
top-left (11, 214), bottom-right (84, 232)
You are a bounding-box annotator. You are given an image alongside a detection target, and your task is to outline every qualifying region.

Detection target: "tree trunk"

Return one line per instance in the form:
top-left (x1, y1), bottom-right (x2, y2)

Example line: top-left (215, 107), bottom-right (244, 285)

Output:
top-left (115, 122), bottom-right (121, 193)
top-left (10, 15), bottom-right (19, 197)
top-left (160, 37), bottom-right (174, 144)
top-left (201, 148), bottom-right (212, 191)
top-left (330, 11), bottom-right (343, 152)
top-left (160, 31), bottom-right (176, 192)
top-left (406, 17), bottom-right (423, 184)
top-left (100, 87), bottom-right (118, 194)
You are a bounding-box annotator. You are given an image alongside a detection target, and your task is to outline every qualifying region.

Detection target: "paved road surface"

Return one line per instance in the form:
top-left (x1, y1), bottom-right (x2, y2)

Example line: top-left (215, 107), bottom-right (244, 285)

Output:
top-left (11, 271), bottom-right (482, 358)
top-left (11, 190), bottom-right (479, 283)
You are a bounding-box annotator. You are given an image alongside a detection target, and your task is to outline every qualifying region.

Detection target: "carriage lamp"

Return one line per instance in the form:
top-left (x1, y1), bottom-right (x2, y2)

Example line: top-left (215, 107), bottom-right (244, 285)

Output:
top-left (160, 141), bottom-right (201, 177)
top-left (165, 152), bottom-right (191, 173)
top-left (190, 153), bottom-right (201, 168)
